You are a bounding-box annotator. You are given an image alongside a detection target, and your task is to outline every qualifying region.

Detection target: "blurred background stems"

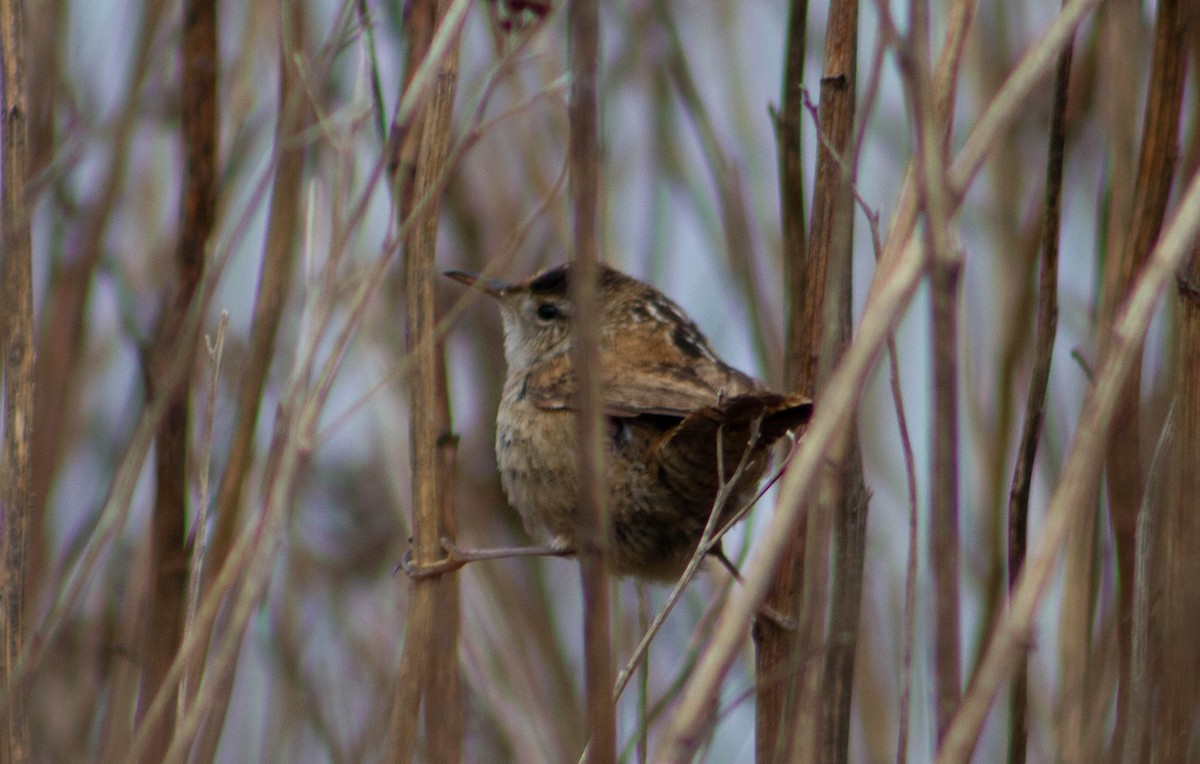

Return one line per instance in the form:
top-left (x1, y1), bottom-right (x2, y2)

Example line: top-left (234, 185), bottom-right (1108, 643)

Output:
top-left (3, 0), bottom-right (1199, 762)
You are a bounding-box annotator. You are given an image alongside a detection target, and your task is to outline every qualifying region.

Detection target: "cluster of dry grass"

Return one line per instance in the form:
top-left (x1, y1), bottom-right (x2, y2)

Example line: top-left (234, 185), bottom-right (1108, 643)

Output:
top-left (1, 0), bottom-right (1197, 762)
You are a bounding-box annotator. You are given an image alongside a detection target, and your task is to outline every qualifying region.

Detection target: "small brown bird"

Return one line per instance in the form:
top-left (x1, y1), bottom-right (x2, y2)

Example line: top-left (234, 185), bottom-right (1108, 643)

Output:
top-left (415, 262), bottom-right (811, 581)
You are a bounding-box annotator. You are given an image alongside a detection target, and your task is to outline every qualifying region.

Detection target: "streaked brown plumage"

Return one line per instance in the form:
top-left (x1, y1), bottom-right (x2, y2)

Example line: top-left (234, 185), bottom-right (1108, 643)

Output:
top-left (443, 262), bottom-right (812, 580)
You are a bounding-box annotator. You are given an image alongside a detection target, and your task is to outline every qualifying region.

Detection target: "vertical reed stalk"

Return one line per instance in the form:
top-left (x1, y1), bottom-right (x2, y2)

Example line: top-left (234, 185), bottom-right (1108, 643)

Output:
top-left (1005, 17), bottom-right (1072, 762)
top-left (755, 1), bottom-right (808, 756)
top-left (137, 0), bottom-right (217, 759)
top-left (567, 0), bottom-right (615, 760)
top-left (0, 0), bottom-right (32, 759)
top-left (388, 0), bottom-right (465, 761)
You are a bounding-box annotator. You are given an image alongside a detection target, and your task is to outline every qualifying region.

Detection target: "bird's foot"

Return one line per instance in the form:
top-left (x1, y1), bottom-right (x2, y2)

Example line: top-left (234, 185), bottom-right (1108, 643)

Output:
top-left (396, 536), bottom-right (575, 578)
top-left (396, 536), bottom-right (471, 579)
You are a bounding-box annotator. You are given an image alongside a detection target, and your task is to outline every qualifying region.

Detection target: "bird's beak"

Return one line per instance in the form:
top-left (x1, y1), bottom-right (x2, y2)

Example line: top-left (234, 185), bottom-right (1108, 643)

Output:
top-left (443, 270), bottom-right (511, 298)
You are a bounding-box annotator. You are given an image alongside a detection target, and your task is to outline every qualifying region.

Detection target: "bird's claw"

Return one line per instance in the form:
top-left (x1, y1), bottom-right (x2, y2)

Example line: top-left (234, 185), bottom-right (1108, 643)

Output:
top-left (395, 536), bottom-right (467, 579)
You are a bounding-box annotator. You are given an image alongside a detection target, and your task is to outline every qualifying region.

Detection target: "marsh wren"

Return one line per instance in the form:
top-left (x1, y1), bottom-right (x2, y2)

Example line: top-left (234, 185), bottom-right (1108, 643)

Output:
top-left (413, 263), bottom-right (812, 581)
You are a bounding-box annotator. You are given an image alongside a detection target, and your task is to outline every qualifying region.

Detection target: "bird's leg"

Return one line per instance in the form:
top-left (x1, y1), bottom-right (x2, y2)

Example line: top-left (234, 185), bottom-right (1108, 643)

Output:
top-left (709, 547), bottom-right (797, 631)
top-left (398, 535), bottom-right (575, 579)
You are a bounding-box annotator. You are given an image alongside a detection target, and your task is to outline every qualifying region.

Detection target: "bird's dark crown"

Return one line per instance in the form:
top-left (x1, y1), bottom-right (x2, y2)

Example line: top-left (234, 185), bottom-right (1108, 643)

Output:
top-left (525, 263), bottom-right (631, 299)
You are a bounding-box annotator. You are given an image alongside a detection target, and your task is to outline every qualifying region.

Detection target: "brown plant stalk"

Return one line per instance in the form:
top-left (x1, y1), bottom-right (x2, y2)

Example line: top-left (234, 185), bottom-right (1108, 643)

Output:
top-left (136, 0), bottom-right (217, 759)
top-left (815, 4), bottom-right (869, 762)
top-left (784, 0), bottom-right (866, 759)
top-left (203, 0), bottom-right (311, 633)
top-left (756, 0), bottom-right (808, 756)
top-left (1, 0), bottom-right (33, 759)
top-left (388, 0), bottom-right (464, 761)
top-left (566, 0), bottom-right (616, 761)
top-left (1155, 223), bottom-right (1200, 760)
top-left (1121, 7), bottom-right (1195, 762)
top-left (1005, 17), bottom-right (1072, 763)
top-left (901, 0), bottom-right (975, 743)
top-left (1093, 5), bottom-right (1190, 755)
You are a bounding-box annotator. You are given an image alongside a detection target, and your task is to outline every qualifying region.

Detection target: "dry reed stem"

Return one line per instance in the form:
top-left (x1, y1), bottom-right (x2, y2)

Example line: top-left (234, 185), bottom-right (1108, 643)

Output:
top-left (902, 0), bottom-right (967, 743)
top-left (6, 0), bottom-right (462, 748)
top-left (1005, 17), bottom-right (1072, 763)
top-left (8, 8), bottom-right (329, 733)
top-left (656, 0), bottom-right (1098, 757)
top-left (1104, 1), bottom-right (1192, 756)
top-left (757, 0), bottom-right (809, 755)
top-left (814, 2), bottom-right (869, 760)
top-left (40, 152), bottom-right (274, 764)
top-left (788, 21), bottom-right (909, 762)
top-left (566, 0), bottom-right (615, 760)
top-left (893, 322), bottom-right (920, 764)
top-left (387, 0), bottom-right (439, 758)
top-left (767, 17), bottom-right (866, 764)
top-left (137, 0), bottom-right (218, 757)
top-left (940, 165), bottom-right (1200, 762)
top-left (782, 0), bottom-right (866, 758)
top-left (1, 0), bottom-right (33, 759)
top-left (833, 109), bottom-right (924, 763)
top-left (1156, 246), bottom-right (1200, 760)
top-left (776, 0), bottom-right (808, 392)
top-left (145, 159), bottom-right (412, 759)
top-left (389, 0), bottom-right (464, 759)
top-left (1092, 4), bottom-right (1189, 748)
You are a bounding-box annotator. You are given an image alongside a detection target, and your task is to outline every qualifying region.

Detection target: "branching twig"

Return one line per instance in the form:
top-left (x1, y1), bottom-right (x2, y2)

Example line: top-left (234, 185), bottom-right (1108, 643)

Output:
top-left (613, 423), bottom-right (772, 703)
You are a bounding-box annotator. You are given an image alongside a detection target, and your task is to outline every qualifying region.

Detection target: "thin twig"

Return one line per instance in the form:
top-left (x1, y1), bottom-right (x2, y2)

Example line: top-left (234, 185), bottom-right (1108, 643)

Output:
top-left (179, 311), bottom-right (229, 717)
top-left (613, 423), bottom-right (770, 702)
top-left (1005, 18), bottom-right (1072, 762)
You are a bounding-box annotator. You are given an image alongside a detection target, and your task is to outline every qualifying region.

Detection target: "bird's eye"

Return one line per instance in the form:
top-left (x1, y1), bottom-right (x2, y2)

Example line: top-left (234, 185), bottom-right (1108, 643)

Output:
top-left (535, 302), bottom-right (562, 321)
